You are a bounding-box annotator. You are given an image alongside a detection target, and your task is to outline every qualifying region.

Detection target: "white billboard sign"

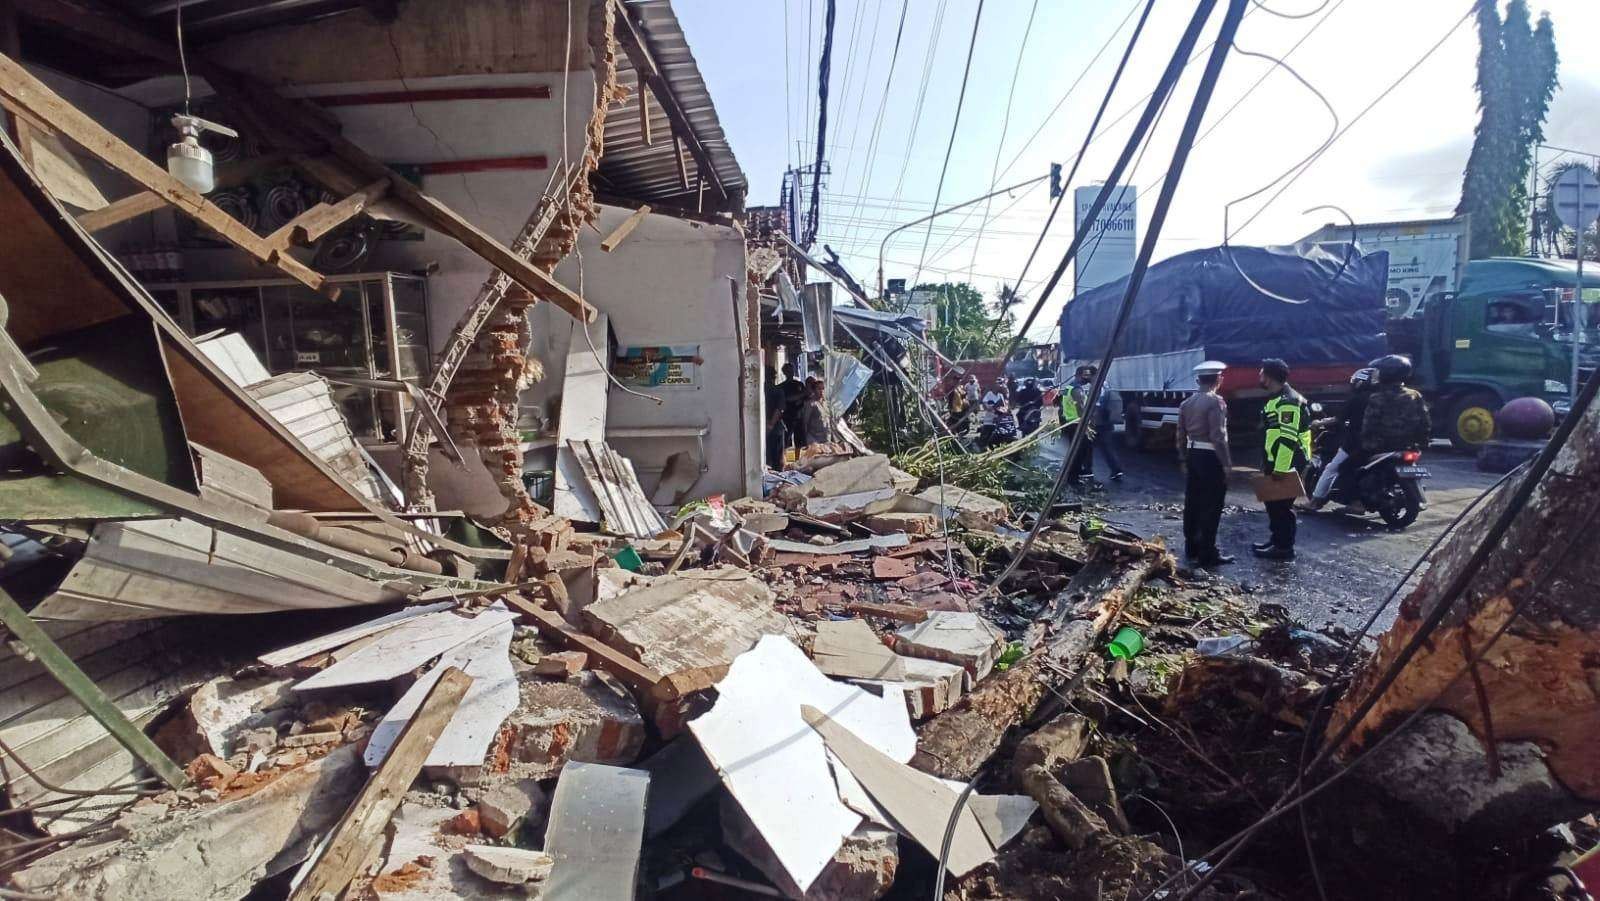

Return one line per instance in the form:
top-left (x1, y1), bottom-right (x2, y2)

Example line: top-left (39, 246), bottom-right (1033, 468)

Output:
top-left (1073, 184), bottom-right (1137, 293)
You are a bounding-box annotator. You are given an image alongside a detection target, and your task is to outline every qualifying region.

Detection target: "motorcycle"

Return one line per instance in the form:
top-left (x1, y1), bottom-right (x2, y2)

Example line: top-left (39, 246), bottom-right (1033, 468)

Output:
top-left (1305, 418), bottom-right (1429, 529)
top-left (977, 410), bottom-right (1021, 451)
top-left (1017, 400), bottom-right (1043, 435)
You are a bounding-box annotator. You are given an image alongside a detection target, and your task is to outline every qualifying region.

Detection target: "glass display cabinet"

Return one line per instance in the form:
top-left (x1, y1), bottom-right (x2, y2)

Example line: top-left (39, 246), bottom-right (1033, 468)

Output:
top-left (149, 272), bottom-right (431, 443)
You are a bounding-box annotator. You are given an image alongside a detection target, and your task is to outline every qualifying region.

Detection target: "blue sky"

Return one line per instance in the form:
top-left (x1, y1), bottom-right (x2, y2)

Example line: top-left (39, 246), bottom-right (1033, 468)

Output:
top-left (676, 0), bottom-right (1600, 340)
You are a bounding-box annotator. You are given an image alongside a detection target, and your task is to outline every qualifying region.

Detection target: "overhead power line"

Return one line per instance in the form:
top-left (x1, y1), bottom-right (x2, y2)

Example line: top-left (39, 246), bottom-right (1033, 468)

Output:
top-left (803, 0), bottom-right (838, 247)
top-left (908, 0), bottom-right (988, 294)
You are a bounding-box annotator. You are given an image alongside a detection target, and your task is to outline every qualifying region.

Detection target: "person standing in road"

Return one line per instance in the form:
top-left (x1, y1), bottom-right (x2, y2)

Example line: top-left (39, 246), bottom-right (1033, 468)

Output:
top-left (764, 369), bottom-right (788, 470)
top-left (1254, 358), bottom-right (1311, 560)
top-left (1361, 354), bottom-right (1432, 456)
top-left (1177, 361), bottom-right (1234, 567)
top-left (1066, 365), bottom-right (1100, 485)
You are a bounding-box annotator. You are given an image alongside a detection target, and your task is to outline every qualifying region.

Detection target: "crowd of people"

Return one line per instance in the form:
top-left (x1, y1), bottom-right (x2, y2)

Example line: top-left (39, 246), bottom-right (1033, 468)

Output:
top-left (763, 363), bottom-right (835, 469)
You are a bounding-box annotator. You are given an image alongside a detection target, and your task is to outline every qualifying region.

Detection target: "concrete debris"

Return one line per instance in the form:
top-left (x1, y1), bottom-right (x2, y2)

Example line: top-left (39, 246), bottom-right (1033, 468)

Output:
top-left (533, 649), bottom-right (589, 677)
top-left (476, 778), bottom-right (549, 839)
top-left (449, 670), bottom-right (645, 783)
top-left (893, 611), bottom-right (1009, 681)
top-left (804, 454), bottom-right (894, 498)
top-left (179, 675), bottom-right (298, 759)
top-left (721, 792), bottom-right (899, 901)
top-left (462, 845), bottom-right (555, 884)
top-left (856, 655), bottom-right (967, 720)
top-left (913, 485), bottom-right (1010, 530)
top-left (811, 618), bottom-right (906, 681)
top-left (862, 511), bottom-right (938, 537)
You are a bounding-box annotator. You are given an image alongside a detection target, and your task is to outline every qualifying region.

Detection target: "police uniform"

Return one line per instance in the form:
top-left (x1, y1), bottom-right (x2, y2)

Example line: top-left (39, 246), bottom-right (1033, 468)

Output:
top-left (1261, 384), bottom-right (1312, 553)
top-left (1177, 362), bottom-right (1232, 564)
top-left (1058, 379), bottom-right (1094, 483)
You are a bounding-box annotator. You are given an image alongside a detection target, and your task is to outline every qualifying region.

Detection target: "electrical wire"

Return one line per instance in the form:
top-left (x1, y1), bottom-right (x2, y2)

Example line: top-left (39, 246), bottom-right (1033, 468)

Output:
top-left (990, 0), bottom-right (1160, 353)
top-left (1229, 5), bottom-right (1474, 238)
top-left (1248, 0), bottom-right (1331, 18)
top-left (1156, 366), bottom-right (1600, 900)
top-left (966, 0), bottom-right (1041, 284)
top-left (804, 0), bottom-right (839, 247)
top-left (1218, 43), bottom-right (1341, 304)
top-left (907, 0), bottom-right (987, 294)
top-left (986, 0), bottom-right (1240, 598)
top-left (573, 246), bottom-right (663, 405)
top-left (175, 1), bottom-right (191, 115)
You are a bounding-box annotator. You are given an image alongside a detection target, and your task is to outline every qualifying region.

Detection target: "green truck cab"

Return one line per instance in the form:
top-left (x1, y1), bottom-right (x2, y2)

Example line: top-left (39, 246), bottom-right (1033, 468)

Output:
top-left (1394, 257), bottom-right (1600, 450)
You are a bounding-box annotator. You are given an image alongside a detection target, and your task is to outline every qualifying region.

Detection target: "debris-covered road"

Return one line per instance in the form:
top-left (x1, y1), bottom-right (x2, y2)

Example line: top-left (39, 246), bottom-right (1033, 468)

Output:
top-left (1045, 435), bottom-right (1504, 632)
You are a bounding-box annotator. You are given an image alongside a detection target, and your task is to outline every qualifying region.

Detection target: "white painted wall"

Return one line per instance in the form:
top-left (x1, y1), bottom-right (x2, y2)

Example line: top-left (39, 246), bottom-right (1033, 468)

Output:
top-left (529, 204), bottom-right (758, 503)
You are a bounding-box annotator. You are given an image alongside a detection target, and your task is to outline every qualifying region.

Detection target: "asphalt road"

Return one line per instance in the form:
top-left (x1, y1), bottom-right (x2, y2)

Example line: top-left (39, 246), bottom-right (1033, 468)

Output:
top-left (1039, 431), bottom-right (1505, 632)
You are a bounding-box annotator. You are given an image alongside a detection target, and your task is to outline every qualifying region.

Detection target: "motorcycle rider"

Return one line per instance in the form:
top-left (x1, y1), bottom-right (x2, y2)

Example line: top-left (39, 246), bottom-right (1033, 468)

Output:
top-left (1361, 354), bottom-right (1432, 457)
top-left (1254, 358), bottom-right (1312, 561)
top-left (1014, 377), bottom-right (1044, 433)
top-left (1176, 361), bottom-right (1234, 567)
top-left (1308, 367), bottom-right (1377, 511)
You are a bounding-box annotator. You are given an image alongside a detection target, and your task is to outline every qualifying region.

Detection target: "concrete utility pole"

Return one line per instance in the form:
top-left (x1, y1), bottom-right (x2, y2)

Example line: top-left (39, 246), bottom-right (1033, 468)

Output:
top-left (1327, 373), bottom-right (1600, 859)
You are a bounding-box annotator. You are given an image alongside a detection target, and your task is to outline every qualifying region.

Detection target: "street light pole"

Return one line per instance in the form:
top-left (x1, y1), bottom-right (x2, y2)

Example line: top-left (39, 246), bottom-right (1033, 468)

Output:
top-left (875, 173), bottom-right (1049, 300)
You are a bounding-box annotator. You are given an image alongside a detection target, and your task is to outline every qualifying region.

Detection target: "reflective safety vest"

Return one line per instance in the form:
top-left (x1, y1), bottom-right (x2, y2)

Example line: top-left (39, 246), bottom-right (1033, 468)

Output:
top-left (1262, 390), bottom-right (1311, 474)
top-left (1059, 390), bottom-right (1081, 425)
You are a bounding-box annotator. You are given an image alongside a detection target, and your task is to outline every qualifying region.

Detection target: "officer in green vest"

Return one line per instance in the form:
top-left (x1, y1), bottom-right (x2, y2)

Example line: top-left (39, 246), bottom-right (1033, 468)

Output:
top-left (1253, 358), bottom-right (1310, 560)
top-left (1058, 365), bottom-right (1096, 485)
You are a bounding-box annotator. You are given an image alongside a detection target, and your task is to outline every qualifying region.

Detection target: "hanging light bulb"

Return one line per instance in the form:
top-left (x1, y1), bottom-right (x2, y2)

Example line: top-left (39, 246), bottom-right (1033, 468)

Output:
top-left (165, 2), bottom-right (237, 195)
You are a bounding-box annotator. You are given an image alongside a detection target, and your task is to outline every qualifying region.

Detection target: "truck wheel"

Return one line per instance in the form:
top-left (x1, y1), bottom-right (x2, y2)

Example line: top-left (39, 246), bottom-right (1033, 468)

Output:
top-left (1447, 391), bottom-right (1500, 452)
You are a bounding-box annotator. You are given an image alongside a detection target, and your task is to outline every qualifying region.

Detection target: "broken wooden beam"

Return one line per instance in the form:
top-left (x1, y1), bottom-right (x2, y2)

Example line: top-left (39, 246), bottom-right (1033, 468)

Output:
top-left (265, 178), bottom-right (388, 251)
top-left (502, 592), bottom-right (666, 698)
top-left (599, 203), bottom-right (650, 252)
top-left (0, 585), bottom-right (187, 790)
top-left (75, 189), bottom-right (164, 232)
top-left (0, 52), bottom-right (335, 297)
top-left (288, 667), bottom-right (472, 901)
top-left (910, 545), bottom-right (1170, 780)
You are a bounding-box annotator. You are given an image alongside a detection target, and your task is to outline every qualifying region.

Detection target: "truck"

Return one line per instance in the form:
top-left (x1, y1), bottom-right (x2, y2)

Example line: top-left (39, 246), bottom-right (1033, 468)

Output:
top-left (1059, 239), bottom-right (1600, 451)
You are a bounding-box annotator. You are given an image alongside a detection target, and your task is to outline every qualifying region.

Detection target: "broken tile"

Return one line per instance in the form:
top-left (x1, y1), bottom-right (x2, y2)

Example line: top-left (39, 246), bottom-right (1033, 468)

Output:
top-left (870, 556), bottom-right (916, 580)
top-left (476, 778), bottom-right (548, 839)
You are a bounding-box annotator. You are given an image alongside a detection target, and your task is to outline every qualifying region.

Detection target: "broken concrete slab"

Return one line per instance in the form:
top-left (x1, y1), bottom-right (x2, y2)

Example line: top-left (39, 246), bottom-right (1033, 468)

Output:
top-left (862, 512), bottom-right (938, 537)
top-left (689, 636), bottom-right (915, 895)
top-left (811, 619), bottom-right (906, 681)
top-left (855, 655), bottom-right (967, 721)
top-left (544, 761), bottom-right (650, 900)
top-left (893, 612), bottom-right (1008, 682)
top-left (438, 670), bottom-right (645, 784)
top-left (805, 454), bottom-right (893, 498)
top-left (870, 556), bottom-right (916, 580)
top-left (913, 485), bottom-right (1009, 530)
top-left (12, 746), bottom-right (364, 901)
top-left (462, 845), bottom-right (554, 884)
top-left (803, 487), bottom-right (898, 522)
top-left (721, 792), bottom-right (899, 900)
top-left (581, 569), bottom-right (798, 682)
top-left (768, 533), bottom-right (911, 556)
top-left (177, 675), bottom-right (297, 760)
top-left (296, 609), bottom-right (518, 691)
top-left (477, 778), bottom-right (549, 839)
top-left (533, 649), bottom-right (588, 677)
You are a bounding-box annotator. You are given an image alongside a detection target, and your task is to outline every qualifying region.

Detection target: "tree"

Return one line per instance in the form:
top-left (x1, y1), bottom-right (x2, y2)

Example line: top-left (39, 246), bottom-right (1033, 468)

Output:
top-left (1457, 0), bottom-right (1559, 259)
top-left (915, 281), bottom-right (1016, 360)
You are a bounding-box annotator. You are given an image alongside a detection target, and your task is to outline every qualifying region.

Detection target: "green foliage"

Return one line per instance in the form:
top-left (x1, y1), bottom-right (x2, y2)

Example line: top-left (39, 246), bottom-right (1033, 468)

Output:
top-left (914, 281), bottom-right (1017, 359)
top-left (1458, 0), bottom-right (1560, 259)
top-left (1541, 162), bottom-right (1600, 261)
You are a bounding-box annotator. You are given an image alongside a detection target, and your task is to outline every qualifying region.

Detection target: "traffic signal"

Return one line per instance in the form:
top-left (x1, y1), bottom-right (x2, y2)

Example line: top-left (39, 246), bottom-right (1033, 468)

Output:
top-left (1049, 162), bottom-right (1062, 200)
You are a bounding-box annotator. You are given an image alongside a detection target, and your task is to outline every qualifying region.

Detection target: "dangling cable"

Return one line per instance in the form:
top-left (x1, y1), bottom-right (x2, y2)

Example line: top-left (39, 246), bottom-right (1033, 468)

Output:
top-left (175, 1), bottom-right (192, 116)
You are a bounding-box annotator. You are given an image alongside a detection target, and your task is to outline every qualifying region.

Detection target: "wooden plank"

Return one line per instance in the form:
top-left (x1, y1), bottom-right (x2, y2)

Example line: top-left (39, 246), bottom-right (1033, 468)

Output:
top-left (76, 191), bottom-right (162, 231)
top-left (0, 53), bottom-right (334, 298)
top-left (264, 178), bottom-right (388, 251)
top-left (288, 667), bottom-right (472, 901)
top-left (502, 593), bottom-right (666, 698)
top-left (599, 204), bottom-right (650, 252)
top-left (0, 587), bottom-right (185, 790)
top-left (638, 88), bottom-right (652, 146)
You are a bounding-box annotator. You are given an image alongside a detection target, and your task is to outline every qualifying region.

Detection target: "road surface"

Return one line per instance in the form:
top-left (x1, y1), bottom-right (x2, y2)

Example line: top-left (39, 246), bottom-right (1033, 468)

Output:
top-left (1039, 431), bottom-right (1505, 632)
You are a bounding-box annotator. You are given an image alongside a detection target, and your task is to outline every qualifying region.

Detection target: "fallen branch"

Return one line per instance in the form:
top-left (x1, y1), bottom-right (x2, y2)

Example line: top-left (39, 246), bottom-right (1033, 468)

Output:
top-left (910, 543), bottom-right (1170, 780)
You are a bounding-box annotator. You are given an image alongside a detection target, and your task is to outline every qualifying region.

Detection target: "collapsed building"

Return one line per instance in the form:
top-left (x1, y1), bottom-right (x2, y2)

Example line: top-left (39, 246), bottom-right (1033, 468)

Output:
top-left (0, 2), bottom-right (1597, 900)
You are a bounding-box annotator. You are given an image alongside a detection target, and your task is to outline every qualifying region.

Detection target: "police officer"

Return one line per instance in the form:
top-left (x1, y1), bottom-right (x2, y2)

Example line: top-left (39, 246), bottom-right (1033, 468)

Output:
top-left (1059, 365), bottom-right (1097, 485)
top-left (1176, 361), bottom-right (1234, 566)
top-left (1254, 358), bottom-right (1311, 560)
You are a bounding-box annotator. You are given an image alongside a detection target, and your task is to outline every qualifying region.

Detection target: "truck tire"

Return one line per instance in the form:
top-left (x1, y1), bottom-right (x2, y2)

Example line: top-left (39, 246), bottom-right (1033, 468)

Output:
top-left (1447, 391), bottom-right (1500, 453)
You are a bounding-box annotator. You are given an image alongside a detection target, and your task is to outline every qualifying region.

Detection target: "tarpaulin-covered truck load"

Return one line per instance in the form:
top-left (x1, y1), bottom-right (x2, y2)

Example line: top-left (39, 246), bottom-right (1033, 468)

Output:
top-left (1058, 243), bottom-right (1389, 442)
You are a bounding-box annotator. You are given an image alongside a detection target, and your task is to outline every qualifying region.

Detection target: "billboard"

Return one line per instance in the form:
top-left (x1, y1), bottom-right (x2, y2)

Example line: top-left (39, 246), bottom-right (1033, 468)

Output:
top-left (1073, 184), bottom-right (1137, 293)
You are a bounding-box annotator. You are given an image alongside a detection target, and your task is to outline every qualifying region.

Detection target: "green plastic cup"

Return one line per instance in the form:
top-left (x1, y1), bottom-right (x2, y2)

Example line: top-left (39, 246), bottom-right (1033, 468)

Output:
top-left (1106, 626), bottom-right (1145, 660)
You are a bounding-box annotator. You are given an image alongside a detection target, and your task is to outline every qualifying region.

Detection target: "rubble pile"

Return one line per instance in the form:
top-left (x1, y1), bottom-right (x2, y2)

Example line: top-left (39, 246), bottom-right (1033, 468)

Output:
top-left (0, 402), bottom-right (1378, 901)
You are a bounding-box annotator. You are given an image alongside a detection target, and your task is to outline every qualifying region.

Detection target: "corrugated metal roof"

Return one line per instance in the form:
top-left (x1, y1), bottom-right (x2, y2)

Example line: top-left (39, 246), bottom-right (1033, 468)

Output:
top-left (599, 0), bottom-right (747, 211)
